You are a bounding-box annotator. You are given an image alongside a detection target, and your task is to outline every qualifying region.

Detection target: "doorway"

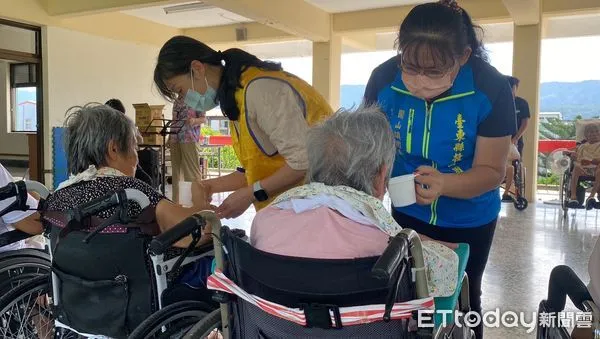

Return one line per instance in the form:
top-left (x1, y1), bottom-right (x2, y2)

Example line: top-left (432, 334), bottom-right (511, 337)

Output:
top-left (0, 19), bottom-right (44, 182)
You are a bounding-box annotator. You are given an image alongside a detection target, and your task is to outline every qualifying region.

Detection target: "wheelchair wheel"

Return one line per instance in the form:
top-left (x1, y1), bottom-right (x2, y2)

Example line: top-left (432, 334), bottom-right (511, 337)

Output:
top-left (0, 256), bottom-right (51, 296)
top-left (128, 301), bottom-right (213, 339)
top-left (0, 274), bottom-right (78, 339)
top-left (514, 197), bottom-right (528, 211)
top-left (183, 308), bottom-right (222, 339)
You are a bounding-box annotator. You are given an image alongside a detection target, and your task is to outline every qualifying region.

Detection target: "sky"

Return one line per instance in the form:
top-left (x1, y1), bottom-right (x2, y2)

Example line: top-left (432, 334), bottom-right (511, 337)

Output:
top-left (271, 35), bottom-right (600, 85)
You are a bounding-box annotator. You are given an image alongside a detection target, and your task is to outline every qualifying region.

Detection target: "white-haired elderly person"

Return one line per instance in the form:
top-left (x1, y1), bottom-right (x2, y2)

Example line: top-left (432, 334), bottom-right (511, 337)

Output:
top-left (251, 106), bottom-right (460, 298)
top-left (44, 104), bottom-right (215, 329)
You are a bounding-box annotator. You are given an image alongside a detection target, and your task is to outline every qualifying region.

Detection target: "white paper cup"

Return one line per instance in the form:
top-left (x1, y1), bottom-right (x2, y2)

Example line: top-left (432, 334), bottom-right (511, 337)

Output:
top-left (179, 181), bottom-right (193, 207)
top-left (388, 174), bottom-right (417, 207)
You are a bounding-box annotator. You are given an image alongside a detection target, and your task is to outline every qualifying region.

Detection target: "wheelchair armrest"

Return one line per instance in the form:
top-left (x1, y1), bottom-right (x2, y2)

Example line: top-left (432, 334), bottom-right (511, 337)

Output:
top-left (0, 229), bottom-right (31, 249)
top-left (372, 228), bottom-right (429, 299)
top-left (372, 233), bottom-right (409, 282)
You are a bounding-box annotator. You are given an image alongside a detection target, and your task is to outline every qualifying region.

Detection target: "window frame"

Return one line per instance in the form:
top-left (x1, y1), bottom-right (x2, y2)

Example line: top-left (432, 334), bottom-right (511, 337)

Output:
top-left (9, 63), bottom-right (38, 133)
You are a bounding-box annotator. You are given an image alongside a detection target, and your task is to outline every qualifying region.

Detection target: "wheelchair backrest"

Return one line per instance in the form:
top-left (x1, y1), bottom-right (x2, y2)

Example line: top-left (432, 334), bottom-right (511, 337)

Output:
top-left (221, 226), bottom-right (415, 307)
top-left (41, 190), bottom-right (160, 338)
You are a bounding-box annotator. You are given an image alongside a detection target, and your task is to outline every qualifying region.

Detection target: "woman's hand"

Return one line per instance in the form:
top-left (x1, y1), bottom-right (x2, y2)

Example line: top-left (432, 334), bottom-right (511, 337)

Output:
top-left (419, 234), bottom-right (458, 250)
top-left (192, 181), bottom-right (213, 208)
top-left (414, 166), bottom-right (445, 205)
top-left (215, 186), bottom-right (255, 219)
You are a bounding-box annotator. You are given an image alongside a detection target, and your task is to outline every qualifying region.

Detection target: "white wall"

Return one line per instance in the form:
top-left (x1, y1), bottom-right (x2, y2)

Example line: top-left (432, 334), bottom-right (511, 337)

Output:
top-left (42, 26), bottom-right (172, 185)
top-left (0, 61), bottom-right (29, 158)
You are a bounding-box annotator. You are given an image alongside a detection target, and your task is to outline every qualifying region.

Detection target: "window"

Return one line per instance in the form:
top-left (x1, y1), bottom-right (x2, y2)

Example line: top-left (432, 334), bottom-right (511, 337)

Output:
top-left (10, 63), bottom-right (37, 132)
top-left (208, 117), bottom-right (230, 135)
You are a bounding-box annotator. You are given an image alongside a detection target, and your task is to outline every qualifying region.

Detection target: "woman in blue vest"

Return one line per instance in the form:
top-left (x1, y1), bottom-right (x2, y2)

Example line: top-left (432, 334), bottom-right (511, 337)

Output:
top-left (364, 1), bottom-right (516, 337)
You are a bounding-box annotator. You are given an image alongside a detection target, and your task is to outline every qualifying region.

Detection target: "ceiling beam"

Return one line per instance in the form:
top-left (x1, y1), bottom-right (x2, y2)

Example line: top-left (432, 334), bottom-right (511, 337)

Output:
top-left (45, 0), bottom-right (181, 16)
top-left (542, 0), bottom-right (600, 17)
top-left (502, 0), bottom-right (540, 25)
top-left (183, 22), bottom-right (300, 47)
top-left (333, 0), bottom-right (512, 34)
top-left (201, 0), bottom-right (331, 42)
top-left (342, 33), bottom-right (377, 52)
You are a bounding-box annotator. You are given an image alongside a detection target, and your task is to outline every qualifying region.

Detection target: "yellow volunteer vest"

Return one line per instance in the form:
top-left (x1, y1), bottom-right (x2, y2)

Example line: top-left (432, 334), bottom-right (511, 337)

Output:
top-left (230, 67), bottom-right (333, 210)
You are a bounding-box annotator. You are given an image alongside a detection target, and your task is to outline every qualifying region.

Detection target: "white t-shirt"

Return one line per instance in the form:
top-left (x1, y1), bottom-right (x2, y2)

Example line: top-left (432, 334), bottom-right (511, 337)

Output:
top-left (0, 164), bottom-right (38, 252)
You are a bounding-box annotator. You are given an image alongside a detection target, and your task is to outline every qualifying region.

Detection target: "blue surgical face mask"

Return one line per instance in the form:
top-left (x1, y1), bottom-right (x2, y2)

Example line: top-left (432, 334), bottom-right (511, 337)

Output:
top-left (184, 69), bottom-right (218, 112)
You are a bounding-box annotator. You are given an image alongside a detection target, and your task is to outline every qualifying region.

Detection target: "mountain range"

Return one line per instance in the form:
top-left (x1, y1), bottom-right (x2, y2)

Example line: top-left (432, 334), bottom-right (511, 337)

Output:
top-left (341, 80), bottom-right (600, 120)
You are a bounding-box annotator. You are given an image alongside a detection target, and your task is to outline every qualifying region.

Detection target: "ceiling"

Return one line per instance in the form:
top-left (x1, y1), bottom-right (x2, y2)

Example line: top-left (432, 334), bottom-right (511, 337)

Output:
top-left (305, 0), bottom-right (432, 13)
top-left (122, 0), bottom-right (435, 28)
top-left (121, 1), bottom-right (251, 28)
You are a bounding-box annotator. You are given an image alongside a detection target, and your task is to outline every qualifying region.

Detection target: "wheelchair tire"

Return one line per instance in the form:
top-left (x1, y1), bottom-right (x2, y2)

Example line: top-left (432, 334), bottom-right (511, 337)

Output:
top-left (128, 300), bottom-right (213, 339)
top-left (0, 256), bottom-right (50, 296)
top-left (514, 197), bottom-right (528, 211)
top-left (0, 274), bottom-right (79, 339)
top-left (576, 185), bottom-right (586, 205)
top-left (183, 308), bottom-right (222, 339)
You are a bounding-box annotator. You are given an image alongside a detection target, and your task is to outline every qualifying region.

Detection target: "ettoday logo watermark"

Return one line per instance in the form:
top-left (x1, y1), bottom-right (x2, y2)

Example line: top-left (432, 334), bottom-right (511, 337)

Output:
top-left (417, 309), bottom-right (593, 333)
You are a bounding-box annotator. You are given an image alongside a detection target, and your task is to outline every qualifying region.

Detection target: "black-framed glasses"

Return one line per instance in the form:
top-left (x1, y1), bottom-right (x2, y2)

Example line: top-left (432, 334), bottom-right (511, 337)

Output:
top-left (400, 57), bottom-right (457, 79)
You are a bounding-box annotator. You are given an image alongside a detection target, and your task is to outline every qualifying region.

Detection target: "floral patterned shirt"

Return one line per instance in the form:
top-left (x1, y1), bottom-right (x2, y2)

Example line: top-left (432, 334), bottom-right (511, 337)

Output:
top-left (169, 99), bottom-right (204, 144)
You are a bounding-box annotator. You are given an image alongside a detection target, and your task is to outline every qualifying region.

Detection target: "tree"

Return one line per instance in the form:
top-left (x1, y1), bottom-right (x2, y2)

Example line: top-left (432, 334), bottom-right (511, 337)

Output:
top-left (538, 117), bottom-right (577, 140)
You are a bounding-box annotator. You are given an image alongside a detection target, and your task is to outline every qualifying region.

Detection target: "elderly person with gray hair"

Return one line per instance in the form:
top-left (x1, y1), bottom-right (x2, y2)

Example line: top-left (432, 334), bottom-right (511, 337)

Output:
top-left (43, 104), bottom-right (216, 325)
top-left (48, 103), bottom-right (210, 238)
top-left (251, 106), bottom-right (460, 297)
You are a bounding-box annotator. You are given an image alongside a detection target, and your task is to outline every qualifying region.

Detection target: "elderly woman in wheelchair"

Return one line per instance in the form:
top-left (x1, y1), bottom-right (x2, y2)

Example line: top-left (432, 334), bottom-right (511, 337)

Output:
top-left (251, 107), bottom-right (461, 298)
top-left (0, 104), bottom-right (219, 338)
top-left (178, 107), bottom-right (473, 339)
top-left (566, 123), bottom-right (600, 210)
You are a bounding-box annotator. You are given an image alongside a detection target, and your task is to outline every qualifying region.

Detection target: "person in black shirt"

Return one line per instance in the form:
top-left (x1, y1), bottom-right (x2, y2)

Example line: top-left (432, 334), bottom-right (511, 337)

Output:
top-left (506, 76), bottom-right (530, 155)
top-left (503, 76), bottom-right (530, 201)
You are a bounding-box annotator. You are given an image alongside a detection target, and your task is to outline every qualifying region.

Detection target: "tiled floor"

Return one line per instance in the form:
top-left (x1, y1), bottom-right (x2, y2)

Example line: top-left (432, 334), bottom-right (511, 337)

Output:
top-left (9, 167), bottom-right (598, 338)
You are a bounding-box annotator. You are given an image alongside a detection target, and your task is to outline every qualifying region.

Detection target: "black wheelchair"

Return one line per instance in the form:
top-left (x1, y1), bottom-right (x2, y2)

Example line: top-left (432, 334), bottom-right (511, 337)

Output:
top-left (0, 180), bottom-right (51, 298)
top-left (0, 188), bottom-right (220, 338)
top-left (536, 298), bottom-right (600, 338)
top-left (133, 213), bottom-right (474, 339)
top-left (502, 159), bottom-right (529, 211)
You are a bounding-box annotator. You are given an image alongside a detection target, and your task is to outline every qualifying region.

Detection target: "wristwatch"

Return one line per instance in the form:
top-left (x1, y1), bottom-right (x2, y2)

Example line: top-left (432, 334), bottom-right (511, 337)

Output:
top-left (253, 181), bottom-right (269, 202)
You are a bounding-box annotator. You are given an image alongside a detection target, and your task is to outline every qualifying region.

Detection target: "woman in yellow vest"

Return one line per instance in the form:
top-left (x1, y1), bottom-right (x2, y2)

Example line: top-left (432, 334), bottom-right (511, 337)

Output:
top-left (154, 36), bottom-right (333, 218)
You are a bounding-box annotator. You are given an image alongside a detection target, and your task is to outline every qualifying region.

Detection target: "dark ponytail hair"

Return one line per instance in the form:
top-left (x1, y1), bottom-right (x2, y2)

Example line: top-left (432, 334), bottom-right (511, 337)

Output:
top-left (105, 98), bottom-right (126, 114)
top-left (154, 35), bottom-right (282, 121)
top-left (397, 1), bottom-right (487, 70)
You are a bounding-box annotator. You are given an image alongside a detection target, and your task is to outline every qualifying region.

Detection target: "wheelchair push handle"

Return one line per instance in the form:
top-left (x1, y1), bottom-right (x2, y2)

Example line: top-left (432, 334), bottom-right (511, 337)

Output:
top-left (372, 233), bottom-right (410, 282)
top-left (0, 180), bottom-right (49, 202)
top-left (76, 188), bottom-right (150, 219)
top-left (0, 181), bottom-right (18, 201)
top-left (149, 213), bottom-right (207, 255)
top-left (25, 181), bottom-right (50, 200)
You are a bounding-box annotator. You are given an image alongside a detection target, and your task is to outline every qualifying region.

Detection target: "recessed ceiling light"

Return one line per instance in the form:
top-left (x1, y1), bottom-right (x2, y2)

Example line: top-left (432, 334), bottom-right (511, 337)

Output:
top-left (163, 1), bottom-right (214, 14)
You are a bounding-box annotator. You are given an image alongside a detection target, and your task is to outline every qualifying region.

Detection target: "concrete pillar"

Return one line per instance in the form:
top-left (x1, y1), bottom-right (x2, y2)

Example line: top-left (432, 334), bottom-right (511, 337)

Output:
top-left (512, 22), bottom-right (542, 202)
top-left (312, 34), bottom-right (342, 109)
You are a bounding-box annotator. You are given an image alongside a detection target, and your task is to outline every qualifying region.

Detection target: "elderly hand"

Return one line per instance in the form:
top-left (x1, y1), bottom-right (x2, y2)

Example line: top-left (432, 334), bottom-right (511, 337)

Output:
top-left (192, 180), bottom-right (213, 208)
top-left (414, 166), bottom-right (445, 205)
top-left (215, 186), bottom-right (255, 219)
